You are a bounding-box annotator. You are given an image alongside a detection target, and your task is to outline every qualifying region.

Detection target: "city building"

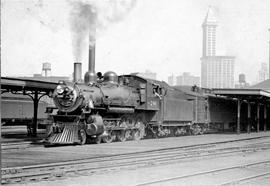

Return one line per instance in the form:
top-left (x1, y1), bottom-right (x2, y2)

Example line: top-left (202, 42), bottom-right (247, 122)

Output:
top-left (131, 70), bottom-right (157, 80)
top-left (176, 72), bottom-right (200, 86)
top-left (258, 63), bottom-right (269, 83)
top-left (235, 73), bottom-right (249, 88)
top-left (200, 7), bottom-right (235, 88)
top-left (168, 74), bottom-right (176, 86)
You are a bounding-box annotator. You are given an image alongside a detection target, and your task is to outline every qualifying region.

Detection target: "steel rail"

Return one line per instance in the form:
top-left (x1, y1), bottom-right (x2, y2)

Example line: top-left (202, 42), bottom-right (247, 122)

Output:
top-left (219, 172), bottom-right (270, 186)
top-left (3, 140), bottom-right (270, 184)
top-left (136, 160), bottom-right (270, 186)
top-left (3, 139), bottom-right (270, 175)
top-left (2, 133), bottom-right (270, 151)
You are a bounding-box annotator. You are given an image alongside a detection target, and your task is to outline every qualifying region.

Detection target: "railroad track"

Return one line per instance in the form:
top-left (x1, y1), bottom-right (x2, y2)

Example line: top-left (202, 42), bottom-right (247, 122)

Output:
top-left (1, 141), bottom-right (43, 151)
top-left (3, 138), bottom-right (270, 184)
top-left (2, 133), bottom-right (270, 151)
top-left (136, 160), bottom-right (270, 186)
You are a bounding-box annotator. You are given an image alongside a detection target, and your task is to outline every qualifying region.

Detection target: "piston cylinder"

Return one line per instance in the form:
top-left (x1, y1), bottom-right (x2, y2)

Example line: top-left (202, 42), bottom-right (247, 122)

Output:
top-left (86, 115), bottom-right (104, 136)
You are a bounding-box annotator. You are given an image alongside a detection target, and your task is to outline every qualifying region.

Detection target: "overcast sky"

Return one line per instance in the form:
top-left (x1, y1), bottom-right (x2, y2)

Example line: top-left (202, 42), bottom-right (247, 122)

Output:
top-left (2, 0), bottom-right (270, 84)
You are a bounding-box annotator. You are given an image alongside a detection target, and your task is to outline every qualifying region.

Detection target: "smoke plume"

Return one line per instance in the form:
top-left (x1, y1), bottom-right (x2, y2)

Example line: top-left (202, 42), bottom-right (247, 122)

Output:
top-left (25, 0), bottom-right (69, 32)
top-left (69, 0), bottom-right (137, 61)
top-left (23, 0), bottom-right (137, 62)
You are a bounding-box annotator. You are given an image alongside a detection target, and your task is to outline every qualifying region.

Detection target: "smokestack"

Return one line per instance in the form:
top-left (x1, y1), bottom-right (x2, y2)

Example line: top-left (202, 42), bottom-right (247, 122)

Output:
top-left (88, 44), bottom-right (95, 73)
top-left (74, 62), bottom-right (82, 82)
top-left (84, 43), bottom-right (96, 84)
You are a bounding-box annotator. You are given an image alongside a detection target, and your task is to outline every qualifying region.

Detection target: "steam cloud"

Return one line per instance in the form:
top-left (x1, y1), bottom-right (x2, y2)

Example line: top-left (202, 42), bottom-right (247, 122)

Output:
top-left (23, 0), bottom-right (137, 62)
top-left (69, 0), bottom-right (137, 61)
top-left (25, 0), bottom-right (69, 32)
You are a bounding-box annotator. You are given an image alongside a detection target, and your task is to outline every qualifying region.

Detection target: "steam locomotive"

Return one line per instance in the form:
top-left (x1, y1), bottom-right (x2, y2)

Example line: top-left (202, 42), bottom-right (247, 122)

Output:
top-left (46, 69), bottom-right (209, 145)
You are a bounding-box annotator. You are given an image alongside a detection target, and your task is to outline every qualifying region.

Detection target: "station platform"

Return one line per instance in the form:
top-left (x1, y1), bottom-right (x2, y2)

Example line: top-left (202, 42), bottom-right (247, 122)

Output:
top-left (2, 132), bottom-right (270, 169)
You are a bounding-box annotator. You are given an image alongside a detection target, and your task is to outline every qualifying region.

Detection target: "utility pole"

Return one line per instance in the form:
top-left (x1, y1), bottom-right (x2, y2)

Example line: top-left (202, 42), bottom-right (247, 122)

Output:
top-left (0, 0), bottom-right (2, 182)
top-left (269, 29), bottom-right (270, 79)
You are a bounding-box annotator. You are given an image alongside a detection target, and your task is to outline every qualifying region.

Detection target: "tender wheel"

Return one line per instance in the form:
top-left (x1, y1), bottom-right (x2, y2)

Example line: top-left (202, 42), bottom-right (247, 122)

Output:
top-left (199, 125), bottom-right (206, 135)
top-left (135, 114), bottom-right (146, 139)
top-left (132, 129), bottom-right (141, 141)
top-left (102, 131), bottom-right (116, 143)
top-left (117, 130), bottom-right (128, 142)
top-left (78, 129), bottom-right (87, 145)
top-left (191, 125), bottom-right (201, 135)
top-left (175, 127), bottom-right (186, 136)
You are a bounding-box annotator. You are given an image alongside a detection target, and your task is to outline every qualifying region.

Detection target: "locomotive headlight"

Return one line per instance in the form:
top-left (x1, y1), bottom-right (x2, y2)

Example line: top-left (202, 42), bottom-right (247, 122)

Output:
top-left (56, 85), bottom-right (64, 94)
top-left (53, 82), bottom-right (81, 112)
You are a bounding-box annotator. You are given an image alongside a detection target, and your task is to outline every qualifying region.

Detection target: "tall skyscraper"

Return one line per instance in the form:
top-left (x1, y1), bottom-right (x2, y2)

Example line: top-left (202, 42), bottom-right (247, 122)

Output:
top-left (202, 7), bottom-right (217, 57)
top-left (201, 7), bottom-right (235, 88)
top-left (258, 62), bottom-right (269, 82)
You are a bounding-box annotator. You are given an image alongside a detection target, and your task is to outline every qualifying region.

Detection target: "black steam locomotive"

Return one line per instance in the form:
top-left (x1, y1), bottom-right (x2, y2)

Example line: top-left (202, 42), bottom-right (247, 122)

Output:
top-left (46, 69), bottom-right (209, 145)
top-left (45, 43), bottom-right (215, 145)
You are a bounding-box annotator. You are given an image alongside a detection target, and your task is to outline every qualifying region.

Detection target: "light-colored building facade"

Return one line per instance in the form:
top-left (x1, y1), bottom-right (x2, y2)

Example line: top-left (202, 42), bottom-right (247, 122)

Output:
top-left (176, 72), bottom-right (200, 86)
top-left (201, 7), bottom-right (235, 88)
top-left (201, 56), bottom-right (234, 88)
top-left (258, 63), bottom-right (269, 83)
top-left (168, 74), bottom-right (176, 86)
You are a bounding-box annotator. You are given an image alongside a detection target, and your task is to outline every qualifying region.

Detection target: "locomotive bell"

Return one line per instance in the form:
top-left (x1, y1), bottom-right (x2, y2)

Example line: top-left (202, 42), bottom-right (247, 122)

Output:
top-left (84, 71), bottom-right (96, 84)
top-left (103, 71), bottom-right (118, 83)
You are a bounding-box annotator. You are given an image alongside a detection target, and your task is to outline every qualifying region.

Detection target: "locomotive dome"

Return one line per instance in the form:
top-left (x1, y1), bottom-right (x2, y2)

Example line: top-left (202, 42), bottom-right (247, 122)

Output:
top-left (84, 71), bottom-right (96, 84)
top-left (103, 71), bottom-right (118, 83)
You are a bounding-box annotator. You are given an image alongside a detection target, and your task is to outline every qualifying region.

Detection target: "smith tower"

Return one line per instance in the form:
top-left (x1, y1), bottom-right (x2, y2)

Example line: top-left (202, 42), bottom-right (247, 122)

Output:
top-left (202, 7), bottom-right (217, 57)
top-left (201, 7), bottom-right (235, 88)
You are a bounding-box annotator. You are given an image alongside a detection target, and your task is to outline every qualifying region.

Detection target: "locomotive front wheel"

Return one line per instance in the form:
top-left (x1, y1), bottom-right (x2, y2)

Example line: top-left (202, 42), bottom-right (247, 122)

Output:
top-left (78, 129), bottom-right (87, 145)
top-left (93, 135), bottom-right (102, 144)
top-left (117, 130), bottom-right (128, 142)
top-left (102, 131), bottom-right (116, 143)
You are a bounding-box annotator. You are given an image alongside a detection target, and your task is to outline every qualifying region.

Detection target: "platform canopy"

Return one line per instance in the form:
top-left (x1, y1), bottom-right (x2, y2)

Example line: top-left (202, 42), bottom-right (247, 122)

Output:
top-left (212, 88), bottom-right (270, 102)
top-left (1, 77), bottom-right (58, 93)
top-left (1, 77), bottom-right (58, 137)
top-left (213, 88), bottom-right (270, 134)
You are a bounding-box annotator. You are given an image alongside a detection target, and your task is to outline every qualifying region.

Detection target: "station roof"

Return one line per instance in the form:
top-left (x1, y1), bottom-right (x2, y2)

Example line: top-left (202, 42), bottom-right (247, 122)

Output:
top-left (1, 77), bottom-right (58, 93)
top-left (213, 88), bottom-right (270, 101)
top-left (250, 79), bottom-right (270, 91)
